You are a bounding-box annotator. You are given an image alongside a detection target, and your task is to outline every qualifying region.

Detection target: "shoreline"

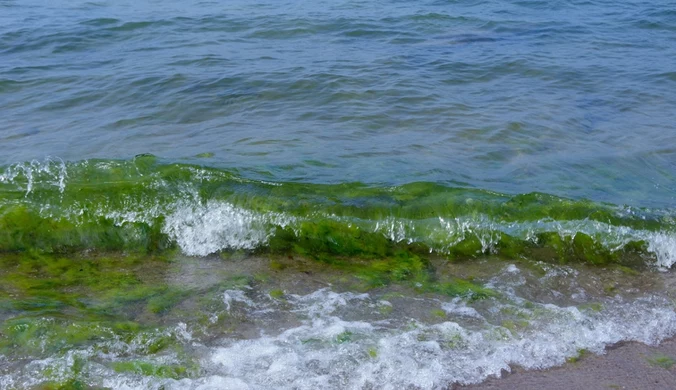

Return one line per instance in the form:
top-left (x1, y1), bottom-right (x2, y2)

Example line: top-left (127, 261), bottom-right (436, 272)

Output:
top-left (459, 337), bottom-right (676, 390)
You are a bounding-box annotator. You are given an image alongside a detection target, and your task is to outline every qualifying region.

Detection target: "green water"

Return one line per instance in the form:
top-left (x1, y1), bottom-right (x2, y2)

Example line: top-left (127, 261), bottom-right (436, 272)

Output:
top-left (0, 157), bottom-right (672, 268)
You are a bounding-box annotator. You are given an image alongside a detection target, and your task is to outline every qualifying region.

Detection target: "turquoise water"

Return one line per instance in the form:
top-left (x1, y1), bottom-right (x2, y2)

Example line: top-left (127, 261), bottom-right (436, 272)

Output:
top-left (2, 1), bottom-right (676, 389)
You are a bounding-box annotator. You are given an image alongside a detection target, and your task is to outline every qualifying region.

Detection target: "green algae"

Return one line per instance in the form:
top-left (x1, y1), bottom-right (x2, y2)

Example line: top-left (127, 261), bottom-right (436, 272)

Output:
top-left (0, 158), bottom-right (670, 268)
top-left (33, 379), bottom-right (89, 390)
top-left (647, 354), bottom-right (676, 369)
top-left (335, 331), bottom-right (353, 344)
top-left (33, 355), bottom-right (90, 390)
top-left (0, 252), bottom-right (261, 388)
top-left (0, 251), bottom-right (253, 365)
top-left (528, 232), bottom-right (649, 267)
top-left (0, 253), bottom-right (190, 320)
top-left (377, 303), bottom-right (393, 315)
top-left (426, 278), bottom-right (496, 300)
top-left (0, 204), bottom-right (172, 254)
top-left (269, 289), bottom-right (285, 300)
top-left (111, 359), bottom-right (197, 379)
top-left (358, 251), bottom-right (428, 286)
top-left (443, 333), bottom-right (469, 350)
top-left (615, 264), bottom-right (641, 276)
top-left (264, 252), bottom-right (496, 300)
top-left (566, 348), bottom-right (590, 364)
top-left (501, 319), bottom-right (530, 335)
top-left (268, 222), bottom-right (391, 259)
top-left (269, 259), bottom-right (287, 271)
top-left (31, 351), bottom-right (198, 388)
top-left (266, 217), bottom-right (657, 269)
top-left (579, 302), bottom-right (604, 312)
top-left (0, 316), bottom-right (163, 357)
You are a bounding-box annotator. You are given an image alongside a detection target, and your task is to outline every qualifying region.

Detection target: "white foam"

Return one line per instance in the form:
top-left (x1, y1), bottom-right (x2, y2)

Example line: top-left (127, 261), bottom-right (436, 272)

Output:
top-left (189, 376), bottom-right (251, 390)
top-left (199, 289), bottom-right (676, 389)
top-left (645, 231), bottom-right (676, 269)
top-left (290, 288), bottom-right (369, 318)
top-left (223, 289), bottom-right (254, 311)
top-left (441, 298), bottom-right (483, 319)
top-left (162, 201), bottom-right (295, 256)
top-left (2, 284), bottom-right (676, 390)
top-left (0, 157), bottom-right (68, 195)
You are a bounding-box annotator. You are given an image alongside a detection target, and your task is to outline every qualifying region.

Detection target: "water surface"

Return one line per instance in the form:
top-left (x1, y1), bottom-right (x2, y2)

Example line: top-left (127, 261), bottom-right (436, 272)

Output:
top-left (1, 1), bottom-right (676, 389)
top-left (1, 0), bottom-right (675, 205)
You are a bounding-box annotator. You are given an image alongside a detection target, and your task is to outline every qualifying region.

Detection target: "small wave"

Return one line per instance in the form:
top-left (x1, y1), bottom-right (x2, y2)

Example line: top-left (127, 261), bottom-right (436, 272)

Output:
top-left (0, 158), bottom-right (673, 268)
top-left (79, 18), bottom-right (120, 26)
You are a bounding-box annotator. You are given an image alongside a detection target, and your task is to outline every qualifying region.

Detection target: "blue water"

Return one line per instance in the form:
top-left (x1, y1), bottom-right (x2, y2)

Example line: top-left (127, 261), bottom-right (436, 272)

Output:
top-left (1, 0), bottom-right (675, 207)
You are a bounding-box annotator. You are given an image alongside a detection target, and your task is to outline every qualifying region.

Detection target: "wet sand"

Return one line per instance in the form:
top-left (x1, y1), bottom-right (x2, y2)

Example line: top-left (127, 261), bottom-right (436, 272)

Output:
top-left (460, 338), bottom-right (676, 390)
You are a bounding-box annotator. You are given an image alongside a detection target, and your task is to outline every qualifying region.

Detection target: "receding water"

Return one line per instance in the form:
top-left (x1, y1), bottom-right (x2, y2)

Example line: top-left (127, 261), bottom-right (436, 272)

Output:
top-left (1, 0), bottom-right (676, 389)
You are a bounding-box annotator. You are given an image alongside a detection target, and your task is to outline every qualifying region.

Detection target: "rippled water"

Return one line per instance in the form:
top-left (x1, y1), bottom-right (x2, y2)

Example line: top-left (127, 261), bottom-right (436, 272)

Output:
top-left (2, 1), bottom-right (676, 389)
top-left (2, 0), bottom-right (675, 206)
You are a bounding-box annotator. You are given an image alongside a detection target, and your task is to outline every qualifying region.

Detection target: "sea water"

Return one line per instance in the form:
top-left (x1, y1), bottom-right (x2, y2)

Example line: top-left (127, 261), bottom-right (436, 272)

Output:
top-left (1, 1), bottom-right (675, 389)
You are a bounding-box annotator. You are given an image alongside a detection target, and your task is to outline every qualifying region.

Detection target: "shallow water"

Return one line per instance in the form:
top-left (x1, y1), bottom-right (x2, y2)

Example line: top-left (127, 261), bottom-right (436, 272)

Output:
top-left (1, 0), bottom-right (676, 389)
top-left (2, 253), bottom-right (676, 389)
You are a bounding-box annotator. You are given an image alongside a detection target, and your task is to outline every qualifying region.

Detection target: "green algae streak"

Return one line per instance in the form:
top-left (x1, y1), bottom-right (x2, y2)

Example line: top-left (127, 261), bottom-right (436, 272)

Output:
top-left (0, 156), bottom-right (673, 267)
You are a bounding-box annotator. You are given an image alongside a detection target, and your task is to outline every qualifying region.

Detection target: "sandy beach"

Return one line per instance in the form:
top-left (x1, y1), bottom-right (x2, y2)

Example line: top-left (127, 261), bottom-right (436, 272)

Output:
top-left (461, 338), bottom-right (676, 390)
